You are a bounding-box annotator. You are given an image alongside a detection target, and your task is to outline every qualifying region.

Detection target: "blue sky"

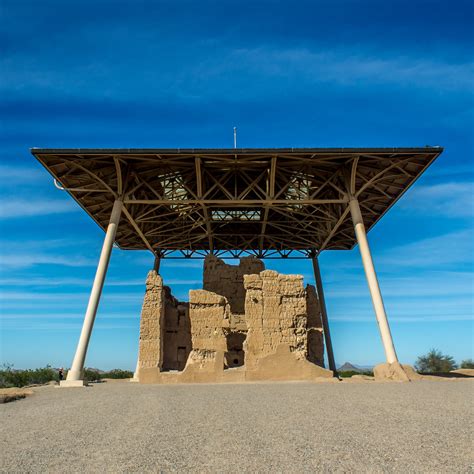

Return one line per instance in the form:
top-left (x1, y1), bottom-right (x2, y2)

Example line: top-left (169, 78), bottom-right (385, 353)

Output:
top-left (1, 0), bottom-right (473, 370)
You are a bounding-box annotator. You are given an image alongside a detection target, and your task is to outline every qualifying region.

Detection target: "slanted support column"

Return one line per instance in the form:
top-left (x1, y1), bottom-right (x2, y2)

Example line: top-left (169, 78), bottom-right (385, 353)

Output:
top-left (62, 199), bottom-right (123, 386)
top-left (311, 256), bottom-right (337, 373)
top-left (130, 358), bottom-right (140, 382)
top-left (348, 197), bottom-right (398, 364)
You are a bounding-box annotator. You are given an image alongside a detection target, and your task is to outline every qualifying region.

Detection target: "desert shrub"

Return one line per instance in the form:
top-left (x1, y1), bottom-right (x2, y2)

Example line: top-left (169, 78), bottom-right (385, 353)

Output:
top-left (83, 368), bottom-right (102, 382)
top-left (26, 366), bottom-right (58, 385)
top-left (415, 349), bottom-right (457, 373)
top-left (0, 364), bottom-right (58, 388)
top-left (0, 364), bottom-right (134, 387)
top-left (102, 369), bottom-right (133, 379)
top-left (460, 359), bottom-right (474, 369)
top-left (0, 365), bottom-right (28, 388)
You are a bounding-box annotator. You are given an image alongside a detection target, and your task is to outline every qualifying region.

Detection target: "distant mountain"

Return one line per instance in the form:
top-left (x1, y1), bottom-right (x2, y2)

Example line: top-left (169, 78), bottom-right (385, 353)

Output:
top-left (85, 367), bottom-right (106, 374)
top-left (338, 362), bottom-right (363, 372)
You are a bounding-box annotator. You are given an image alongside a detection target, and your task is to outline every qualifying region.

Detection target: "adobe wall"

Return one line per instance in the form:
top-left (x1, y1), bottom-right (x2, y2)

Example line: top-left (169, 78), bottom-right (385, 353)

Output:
top-left (243, 270), bottom-right (308, 367)
top-left (203, 255), bottom-right (264, 314)
top-left (138, 271), bottom-right (165, 370)
top-left (188, 290), bottom-right (228, 353)
top-left (138, 271), bottom-right (192, 371)
top-left (162, 302), bottom-right (191, 371)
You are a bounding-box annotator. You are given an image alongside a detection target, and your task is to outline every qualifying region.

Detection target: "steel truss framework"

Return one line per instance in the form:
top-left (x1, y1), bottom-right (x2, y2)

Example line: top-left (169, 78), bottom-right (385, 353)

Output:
top-left (32, 147), bottom-right (442, 259)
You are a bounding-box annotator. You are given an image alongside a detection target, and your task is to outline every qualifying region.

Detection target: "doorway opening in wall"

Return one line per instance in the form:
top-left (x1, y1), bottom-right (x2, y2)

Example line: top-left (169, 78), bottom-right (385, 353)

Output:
top-left (162, 303), bottom-right (191, 372)
top-left (224, 331), bottom-right (246, 369)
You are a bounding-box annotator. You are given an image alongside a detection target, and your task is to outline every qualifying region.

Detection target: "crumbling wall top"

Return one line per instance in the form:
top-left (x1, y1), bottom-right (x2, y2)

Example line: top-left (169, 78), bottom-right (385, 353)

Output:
top-left (203, 255), bottom-right (264, 314)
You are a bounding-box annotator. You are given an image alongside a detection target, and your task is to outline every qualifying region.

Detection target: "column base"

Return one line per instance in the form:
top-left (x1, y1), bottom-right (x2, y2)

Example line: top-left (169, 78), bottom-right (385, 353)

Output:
top-left (373, 362), bottom-right (422, 382)
top-left (59, 380), bottom-right (88, 388)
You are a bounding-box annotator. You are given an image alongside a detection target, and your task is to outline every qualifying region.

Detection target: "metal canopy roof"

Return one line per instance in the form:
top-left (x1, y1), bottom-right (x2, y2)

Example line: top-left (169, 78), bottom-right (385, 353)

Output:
top-left (31, 147), bottom-right (442, 258)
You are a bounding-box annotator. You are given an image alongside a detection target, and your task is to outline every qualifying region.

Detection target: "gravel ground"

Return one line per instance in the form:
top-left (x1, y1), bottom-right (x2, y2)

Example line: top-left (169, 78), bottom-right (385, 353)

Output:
top-left (1, 380), bottom-right (473, 473)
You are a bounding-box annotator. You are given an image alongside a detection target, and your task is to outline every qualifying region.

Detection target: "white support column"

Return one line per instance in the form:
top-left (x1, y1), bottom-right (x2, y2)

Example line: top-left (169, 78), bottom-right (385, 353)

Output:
top-left (348, 197), bottom-right (398, 364)
top-left (130, 358), bottom-right (140, 382)
top-left (61, 199), bottom-right (123, 386)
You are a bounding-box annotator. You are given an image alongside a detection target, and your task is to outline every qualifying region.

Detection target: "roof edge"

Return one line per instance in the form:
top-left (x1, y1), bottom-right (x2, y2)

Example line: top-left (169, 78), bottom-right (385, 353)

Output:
top-left (30, 146), bottom-right (444, 154)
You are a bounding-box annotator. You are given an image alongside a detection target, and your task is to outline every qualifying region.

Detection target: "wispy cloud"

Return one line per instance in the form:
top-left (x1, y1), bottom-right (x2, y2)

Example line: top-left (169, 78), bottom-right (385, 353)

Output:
top-left (0, 277), bottom-right (202, 287)
top-left (194, 47), bottom-right (474, 96)
top-left (0, 164), bottom-right (45, 183)
top-left (329, 294), bottom-right (473, 323)
top-left (0, 239), bottom-right (98, 269)
top-left (0, 252), bottom-right (96, 269)
top-left (401, 181), bottom-right (474, 218)
top-left (0, 291), bottom-right (142, 302)
top-left (326, 271), bottom-right (474, 298)
top-left (331, 314), bottom-right (474, 323)
top-left (0, 312), bottom-right (137, 319)
top-left (0, 320), bottom-right (136, 331)
top-left (379, 229), bottom-right (473, 268)
top-left (0, 198), bottom-right (78, 218)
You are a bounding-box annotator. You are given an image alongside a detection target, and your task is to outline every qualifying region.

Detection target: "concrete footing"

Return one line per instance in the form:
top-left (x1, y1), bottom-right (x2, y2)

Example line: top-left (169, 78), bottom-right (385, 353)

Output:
top-left (373, 362), bottom-right (422, 382)
top-left (59, 380), bottom-right (88, 388)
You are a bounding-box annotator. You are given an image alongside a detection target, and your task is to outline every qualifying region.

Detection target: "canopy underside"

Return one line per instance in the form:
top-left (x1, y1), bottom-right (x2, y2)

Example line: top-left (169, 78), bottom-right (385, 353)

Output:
top-left (31, 147), bottom-right (442, 258)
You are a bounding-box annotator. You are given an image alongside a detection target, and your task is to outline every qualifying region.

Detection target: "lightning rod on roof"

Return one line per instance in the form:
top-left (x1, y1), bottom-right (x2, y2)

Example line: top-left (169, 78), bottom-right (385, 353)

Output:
top-left (233, 127), bottom-right (237, 149)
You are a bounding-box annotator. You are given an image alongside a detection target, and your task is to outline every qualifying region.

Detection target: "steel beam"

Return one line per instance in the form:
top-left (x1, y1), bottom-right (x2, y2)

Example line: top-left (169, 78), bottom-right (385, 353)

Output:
top-left (153, 255), bottom-right (161, 273)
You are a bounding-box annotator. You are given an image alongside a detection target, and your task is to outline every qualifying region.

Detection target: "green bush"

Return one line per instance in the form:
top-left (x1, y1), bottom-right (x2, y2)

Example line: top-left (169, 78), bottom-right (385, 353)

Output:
top-left (83, 368), bottom-right (102, 382)
top-left (0, 364), bottom-right (59, 388)
top-left (415, 349), bottom-right (457, 373)
top-left (102, 369), bottom-right (134, 379)
top-left (460, 359), bottom-right (474, 369)
top-left (0, 364), bottom-right (134, 387)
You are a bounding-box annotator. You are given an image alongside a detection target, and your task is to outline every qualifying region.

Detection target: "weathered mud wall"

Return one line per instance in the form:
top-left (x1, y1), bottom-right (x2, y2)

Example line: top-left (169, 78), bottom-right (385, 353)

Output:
top-left (188, 290), bottom-right (228, 353)
top-left (138, 271), bottom-right (192, 371)
top-left (138, 271), bottom-right (165, 370)
top-left (203, 255), bottom-right (264, 314)
top-left (243, 270), bottom-right (309, 367)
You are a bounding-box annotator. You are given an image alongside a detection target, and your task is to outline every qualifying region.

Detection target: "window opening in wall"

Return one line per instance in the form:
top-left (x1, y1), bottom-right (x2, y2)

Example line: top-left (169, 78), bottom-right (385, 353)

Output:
top-left (224, 331), bottom-right (246, 369)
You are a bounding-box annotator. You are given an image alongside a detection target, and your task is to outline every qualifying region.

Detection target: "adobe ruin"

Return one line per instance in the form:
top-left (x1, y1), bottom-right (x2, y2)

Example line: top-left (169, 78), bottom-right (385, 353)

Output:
top-left (136, 255), bottom-right (332, 383)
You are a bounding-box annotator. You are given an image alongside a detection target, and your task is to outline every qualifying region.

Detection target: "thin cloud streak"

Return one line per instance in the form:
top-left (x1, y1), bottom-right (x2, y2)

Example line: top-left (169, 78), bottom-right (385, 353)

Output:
top-left (0, 312), bottom-right (137, 319)
top-left (379, 229), bottom-right (473, 268)
top-left (0, 164), bottom-right (45, 182)
top-left (191, 47), bottom-right (474, 98)
top-left (0, 252), bottom-right (97, 269)
top-left (331, 314), bottom-right (474, 323)
top-left (0, 277), bottom-right (202, 287)
top-left (0, 198), bottom-right (79, 218)
top-left (1, 291), bottom-right (143, 301)
top-left (1, 321), bottom-right (136, 330)
top-left (401, 181), bottom-right (474, 218)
